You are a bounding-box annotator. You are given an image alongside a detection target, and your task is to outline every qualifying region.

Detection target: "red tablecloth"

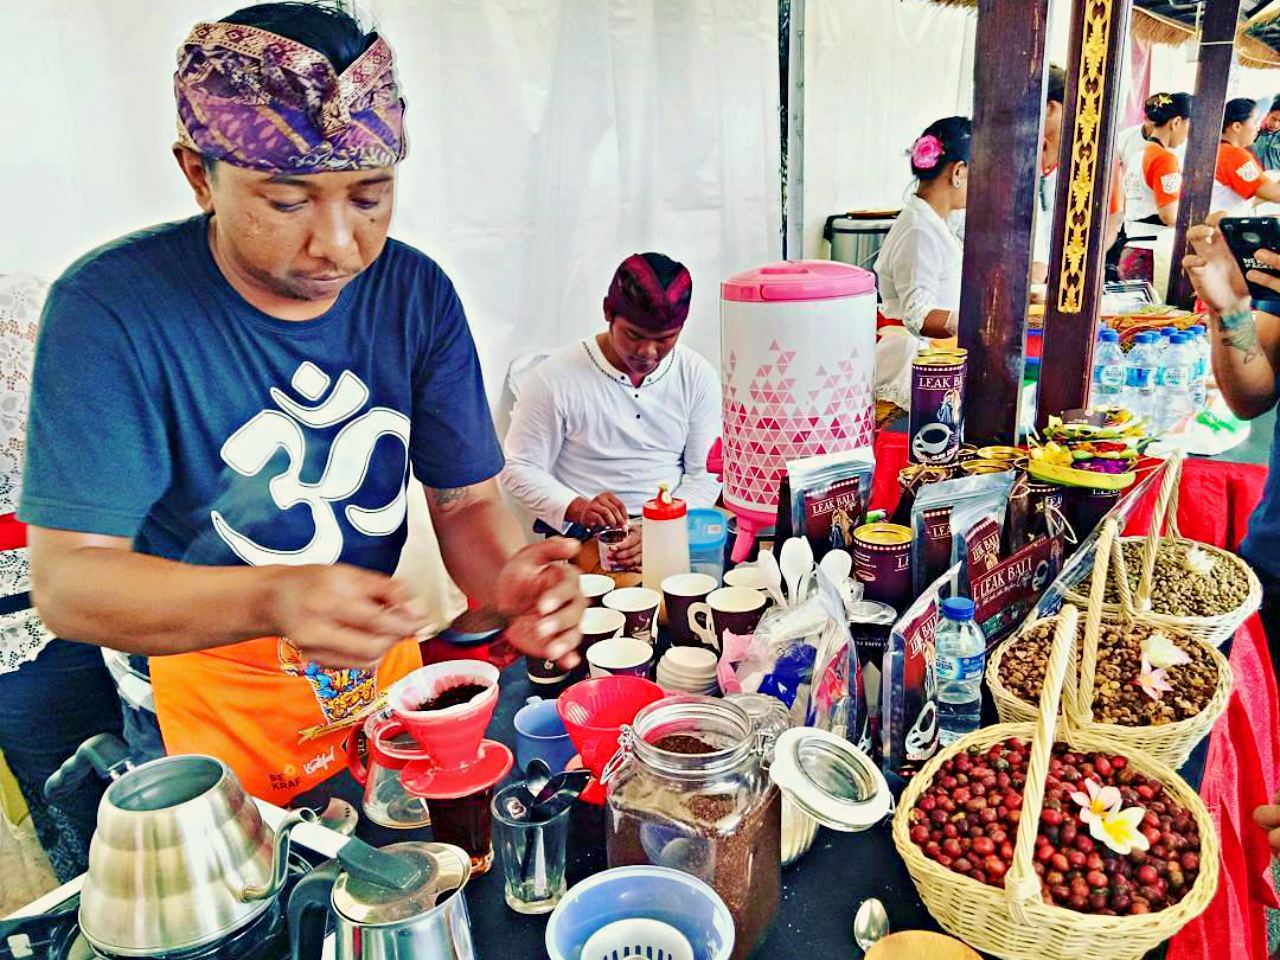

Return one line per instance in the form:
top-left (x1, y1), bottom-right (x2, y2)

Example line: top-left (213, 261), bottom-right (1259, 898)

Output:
top-left (870, 430), bottom-right (1279, 959)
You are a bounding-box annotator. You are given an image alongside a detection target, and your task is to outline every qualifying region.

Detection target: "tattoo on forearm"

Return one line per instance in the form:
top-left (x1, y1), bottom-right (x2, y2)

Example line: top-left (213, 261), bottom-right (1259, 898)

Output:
top-left (429, 486), bottom-right (473, 509)
top-left (1216, 307), bottom-right (1260, 364)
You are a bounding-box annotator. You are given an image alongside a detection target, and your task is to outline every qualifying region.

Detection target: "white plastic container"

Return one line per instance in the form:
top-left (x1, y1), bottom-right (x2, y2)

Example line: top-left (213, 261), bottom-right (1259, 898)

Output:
top-left (641, 485), bottom-right (690, 595)
top-left (719, 260), bottom-right (877, 561)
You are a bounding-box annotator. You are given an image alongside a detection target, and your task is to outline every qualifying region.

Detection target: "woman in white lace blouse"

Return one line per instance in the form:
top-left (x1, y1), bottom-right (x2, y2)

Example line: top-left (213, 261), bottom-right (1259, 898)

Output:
top-left (874, 117), bottom-right (972, 420)
top-left (0, 274), bottom-right (121, 882)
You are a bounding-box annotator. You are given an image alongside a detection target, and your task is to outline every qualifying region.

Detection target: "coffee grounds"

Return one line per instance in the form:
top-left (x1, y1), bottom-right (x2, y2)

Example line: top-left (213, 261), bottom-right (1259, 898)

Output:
top-left (607, 776), bottom-right (780, 960)
top-left (652, 734), bottom-right (717, 755)
top-left (414, 683), bottom-right (488, 711)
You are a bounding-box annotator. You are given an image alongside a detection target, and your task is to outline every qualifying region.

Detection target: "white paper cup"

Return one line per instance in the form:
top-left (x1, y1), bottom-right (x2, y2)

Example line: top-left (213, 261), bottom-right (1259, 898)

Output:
top-left (578, 573), bottom-right (616, 607)
top-left (723, 565), bottom-right (768, 592)
top-left (603, 587), bottom-right (661, 642)
top-left (586, 636), bottom-right (654, 679)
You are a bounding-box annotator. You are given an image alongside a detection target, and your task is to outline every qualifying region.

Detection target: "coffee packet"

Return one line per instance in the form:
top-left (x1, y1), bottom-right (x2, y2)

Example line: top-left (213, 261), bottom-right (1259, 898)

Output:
top-left (910, 472), bottom-right (1014, 597)
top-left (785, 448), bottom-right (876, 561)
top-left (881, 563), bottom-right (959, 778)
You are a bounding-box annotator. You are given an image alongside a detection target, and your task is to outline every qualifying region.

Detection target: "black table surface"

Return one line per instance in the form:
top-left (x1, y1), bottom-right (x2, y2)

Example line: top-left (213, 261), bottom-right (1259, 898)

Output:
top-left (304, 660), bottom-right (1211, 959)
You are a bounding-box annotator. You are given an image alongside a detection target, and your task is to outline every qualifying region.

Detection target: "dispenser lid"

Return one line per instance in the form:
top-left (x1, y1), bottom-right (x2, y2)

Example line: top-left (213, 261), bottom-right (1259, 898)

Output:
top-left (334, 841), bottom-right (470, 925)
top-left (643, 484), bottom-right (687, 521)
top-left (721, 260), bottom-right (875, 303)
top-left (768, 727), bottom-right (891, 832)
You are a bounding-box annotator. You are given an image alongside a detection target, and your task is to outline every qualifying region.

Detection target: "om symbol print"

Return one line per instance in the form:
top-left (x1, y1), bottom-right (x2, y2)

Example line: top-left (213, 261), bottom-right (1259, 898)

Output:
top-left (211, 361), bottom-right (410, 566)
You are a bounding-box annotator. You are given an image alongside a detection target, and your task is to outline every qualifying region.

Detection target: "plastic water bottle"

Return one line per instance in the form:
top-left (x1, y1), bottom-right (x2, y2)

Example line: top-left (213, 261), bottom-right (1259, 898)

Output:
top-left (1159, 332), bottom-right (1195, 433)
top-left (1124, 332), bottom-right (1160, 425)
top-left (936, 597), bottom-right (986, 745)
top-left (1154, 327), bottom-right (1176, 387)
top-left (1090, 328), bottom-right (1126, 407)
top-left (1187, 324), bottom-right (1209, 411)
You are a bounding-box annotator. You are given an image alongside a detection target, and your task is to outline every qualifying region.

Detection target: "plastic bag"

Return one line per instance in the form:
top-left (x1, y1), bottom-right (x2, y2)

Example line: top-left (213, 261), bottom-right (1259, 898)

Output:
top-left (881, 563), bottom-right (959, 778)
top-left (910, 472), bottom-right (1014, 595)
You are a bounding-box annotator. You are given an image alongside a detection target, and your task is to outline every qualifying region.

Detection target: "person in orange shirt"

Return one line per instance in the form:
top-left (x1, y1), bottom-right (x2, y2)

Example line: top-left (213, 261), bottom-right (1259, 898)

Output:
top-left (1213, 98), bottom-right (1280, 216)
top-left (22, 3), bottom-right (587, 804)
top-left (1119, 93), bottom-right (1191, 286)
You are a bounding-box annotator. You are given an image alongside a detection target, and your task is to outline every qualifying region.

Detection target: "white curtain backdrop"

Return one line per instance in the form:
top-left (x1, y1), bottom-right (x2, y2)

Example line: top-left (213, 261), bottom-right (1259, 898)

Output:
top-left (0, 0), bottom-right (782, 401)
top-left (800, 0), bottom-right (977, 258)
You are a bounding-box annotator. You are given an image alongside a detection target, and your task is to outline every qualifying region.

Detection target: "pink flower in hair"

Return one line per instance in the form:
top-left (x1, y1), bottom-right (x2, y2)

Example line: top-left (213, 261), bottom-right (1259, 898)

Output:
top-left (911, 134), bottom-right (945, 171)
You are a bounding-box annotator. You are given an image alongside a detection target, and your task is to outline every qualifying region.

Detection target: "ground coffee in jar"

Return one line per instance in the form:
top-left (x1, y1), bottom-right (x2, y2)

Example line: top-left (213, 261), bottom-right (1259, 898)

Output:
top-left (605, 697), bottom-right (781, 960)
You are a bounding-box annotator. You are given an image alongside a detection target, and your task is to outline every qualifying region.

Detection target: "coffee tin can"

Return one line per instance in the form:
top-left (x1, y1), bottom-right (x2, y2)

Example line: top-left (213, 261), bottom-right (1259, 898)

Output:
top-left (893, 464), bottom-right (953, 527)
top-left (853, 522), bottom-right (912, 612)
top-left (977, 445), bottom-right (1024, 465)
top-left (1066, 486), bottom-right (1121, 544)
top-left (1026, 479), bottom-right (1067, 541)
top-left (909, 350), bottom-right (967, 466)
top-left (959, 459), bottom-right (1012, 476)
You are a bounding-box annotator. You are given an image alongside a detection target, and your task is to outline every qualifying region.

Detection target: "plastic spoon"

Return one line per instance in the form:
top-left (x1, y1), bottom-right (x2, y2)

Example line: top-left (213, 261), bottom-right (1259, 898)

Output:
top-left (819, 549), bottom-right (852, 585)
top-left (779, 538), bottom-right (812, 607)
top-left (754, 550), bottom-right (787, 606)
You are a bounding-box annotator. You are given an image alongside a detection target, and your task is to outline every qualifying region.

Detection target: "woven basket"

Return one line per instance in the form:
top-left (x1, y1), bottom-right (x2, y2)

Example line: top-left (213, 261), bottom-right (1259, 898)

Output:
top-left (1064, 453), bottom-right (1261, 647)
top-left (894, 604), bottom-right (1220, 960)
top-left (992, 520), bottom-right (1232, 768)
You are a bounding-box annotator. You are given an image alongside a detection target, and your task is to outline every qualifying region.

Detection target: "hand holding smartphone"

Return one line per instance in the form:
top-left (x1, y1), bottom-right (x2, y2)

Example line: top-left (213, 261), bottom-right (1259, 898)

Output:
top-left (1218, 217), bottom-right (1280, 301)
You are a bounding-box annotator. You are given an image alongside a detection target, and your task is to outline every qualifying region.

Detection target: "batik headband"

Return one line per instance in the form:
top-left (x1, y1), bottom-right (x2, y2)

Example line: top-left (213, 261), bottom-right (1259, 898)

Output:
top-left (603, 254), bottom-right (693, 332)
top-left (175, 20), bottom-right (406, 174)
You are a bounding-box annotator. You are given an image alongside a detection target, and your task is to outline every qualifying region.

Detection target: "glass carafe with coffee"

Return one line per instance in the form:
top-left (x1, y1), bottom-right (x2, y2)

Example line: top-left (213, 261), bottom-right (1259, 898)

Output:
top-left (390, 661), bottom-right (514, 875)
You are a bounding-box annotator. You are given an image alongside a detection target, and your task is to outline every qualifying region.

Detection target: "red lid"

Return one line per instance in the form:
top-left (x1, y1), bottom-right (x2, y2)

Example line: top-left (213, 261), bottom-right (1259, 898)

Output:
top-left (720, 260), bottom-right (876, 303)
top-left (643, 485), bottom-right (687, 521)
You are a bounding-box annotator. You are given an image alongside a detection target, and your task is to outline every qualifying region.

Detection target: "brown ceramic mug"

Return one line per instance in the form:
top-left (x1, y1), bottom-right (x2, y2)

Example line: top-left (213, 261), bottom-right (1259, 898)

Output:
top-left (687, 586), bottom-right (766, 652)
top-left (661, 573), bottom-right (718, 647)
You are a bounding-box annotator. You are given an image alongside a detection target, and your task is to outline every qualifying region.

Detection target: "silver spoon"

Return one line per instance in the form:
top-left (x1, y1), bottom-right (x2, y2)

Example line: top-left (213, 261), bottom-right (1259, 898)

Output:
top-left (853, 897), bottom-right (889, 953)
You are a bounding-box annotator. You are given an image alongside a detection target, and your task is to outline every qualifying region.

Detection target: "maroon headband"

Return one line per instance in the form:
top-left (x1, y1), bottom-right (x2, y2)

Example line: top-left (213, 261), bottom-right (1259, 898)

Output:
top-left (603, 253), bottom-right (693, 332)
top-left (175, 20), bottom-right (406, 174)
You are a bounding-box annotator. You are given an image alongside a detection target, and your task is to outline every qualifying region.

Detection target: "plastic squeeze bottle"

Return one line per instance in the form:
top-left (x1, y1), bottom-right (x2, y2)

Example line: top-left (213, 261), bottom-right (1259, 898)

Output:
top-left (642, 484), bottom-right (690, 595)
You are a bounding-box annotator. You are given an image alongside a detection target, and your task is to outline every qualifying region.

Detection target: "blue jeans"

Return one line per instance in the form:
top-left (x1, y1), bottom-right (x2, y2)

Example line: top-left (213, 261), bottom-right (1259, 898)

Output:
top-left (0, 638), bottom-right (122, 881)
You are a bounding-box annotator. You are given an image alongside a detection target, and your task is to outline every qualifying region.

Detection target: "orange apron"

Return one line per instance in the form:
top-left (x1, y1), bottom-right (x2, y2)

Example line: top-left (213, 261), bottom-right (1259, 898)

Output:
top-left (150, 636), bottom-right (421, 802)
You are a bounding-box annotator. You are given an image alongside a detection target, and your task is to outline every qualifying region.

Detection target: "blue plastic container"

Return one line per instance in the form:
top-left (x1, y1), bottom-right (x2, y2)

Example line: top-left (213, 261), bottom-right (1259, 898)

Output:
top-left (545, 865), bottom-right (735, 960)
top-left (687, 509), bottom-right (728, 583)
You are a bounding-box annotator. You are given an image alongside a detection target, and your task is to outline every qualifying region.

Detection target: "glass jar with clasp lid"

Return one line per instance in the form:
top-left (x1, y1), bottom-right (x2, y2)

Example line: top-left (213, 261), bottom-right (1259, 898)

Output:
top-left (602, 695), bottom-right (891, 959)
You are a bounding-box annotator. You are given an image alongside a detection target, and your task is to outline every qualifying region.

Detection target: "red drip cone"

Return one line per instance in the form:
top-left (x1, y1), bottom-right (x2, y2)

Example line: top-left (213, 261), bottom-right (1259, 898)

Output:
top-left (390, 661), bottom-right (500, 769)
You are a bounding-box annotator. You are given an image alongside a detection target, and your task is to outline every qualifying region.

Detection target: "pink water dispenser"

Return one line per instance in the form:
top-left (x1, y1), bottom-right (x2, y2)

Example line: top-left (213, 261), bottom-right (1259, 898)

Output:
top-left (719, 260), bottom-right (877, 561)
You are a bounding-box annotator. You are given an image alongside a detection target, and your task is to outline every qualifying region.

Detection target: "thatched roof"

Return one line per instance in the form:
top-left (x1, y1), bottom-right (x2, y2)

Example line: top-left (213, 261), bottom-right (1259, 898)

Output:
top-left (921, 0), bottom-right (1280, 70)
top-left (1242, 2), bottom-right (1280, 69)
top-left (920, 1), bottom-right (1197, 46)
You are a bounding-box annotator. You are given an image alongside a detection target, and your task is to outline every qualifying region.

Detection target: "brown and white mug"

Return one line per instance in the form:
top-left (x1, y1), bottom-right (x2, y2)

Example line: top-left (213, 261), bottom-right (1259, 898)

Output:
top-left (661, 573), bottom-right (718, 648)
top-left (687, 586), bottom-right (766, 652)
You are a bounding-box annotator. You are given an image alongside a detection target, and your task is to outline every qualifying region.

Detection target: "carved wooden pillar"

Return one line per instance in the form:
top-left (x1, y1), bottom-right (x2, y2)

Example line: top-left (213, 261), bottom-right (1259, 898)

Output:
top-left (1038, 0), bottom-right (1133, 426)
top-left (957, 0), bottom-right (1052, 445)
top-left (1167, 0), bottom-right (1242, 307)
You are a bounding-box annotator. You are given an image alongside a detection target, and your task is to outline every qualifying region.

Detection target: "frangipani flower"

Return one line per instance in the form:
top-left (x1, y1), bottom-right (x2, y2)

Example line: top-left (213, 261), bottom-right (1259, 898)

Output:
top-left (1142, 631), bottom-right (1192, 670)
top-left (1136, 652), bottom-right (1174, 702)
top-left (1091, 805), bottom-right (1151, 856)
top-left (1183, 546), bottom-right (1217, 577)
top-left (1070, 778), bottom-right (1122, 826)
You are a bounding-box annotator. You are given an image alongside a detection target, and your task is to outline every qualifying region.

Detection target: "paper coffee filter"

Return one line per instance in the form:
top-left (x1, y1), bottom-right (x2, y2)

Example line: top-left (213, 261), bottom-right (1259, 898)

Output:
top-left (391, 660), bottom-right (499, 716)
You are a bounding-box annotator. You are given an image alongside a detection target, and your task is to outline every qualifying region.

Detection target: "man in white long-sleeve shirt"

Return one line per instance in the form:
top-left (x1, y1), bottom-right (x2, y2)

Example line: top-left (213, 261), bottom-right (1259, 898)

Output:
top-left (502, 253), bottom-right (721, 570)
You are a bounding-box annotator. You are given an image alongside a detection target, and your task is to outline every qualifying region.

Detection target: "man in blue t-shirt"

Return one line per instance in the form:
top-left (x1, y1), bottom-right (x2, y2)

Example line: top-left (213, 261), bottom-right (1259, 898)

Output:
top-left (20, 3), bottom-right (585, 801)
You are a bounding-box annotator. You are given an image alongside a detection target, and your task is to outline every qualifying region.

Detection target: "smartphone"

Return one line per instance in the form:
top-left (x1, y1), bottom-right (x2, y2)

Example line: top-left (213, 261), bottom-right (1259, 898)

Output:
top-left (1218, 216), bottom-right (1280, 301)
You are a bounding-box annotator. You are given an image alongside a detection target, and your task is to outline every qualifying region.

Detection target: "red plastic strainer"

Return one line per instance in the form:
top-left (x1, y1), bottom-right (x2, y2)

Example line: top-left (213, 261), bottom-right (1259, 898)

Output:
top-left (557, 676), bottom-right (666, 797)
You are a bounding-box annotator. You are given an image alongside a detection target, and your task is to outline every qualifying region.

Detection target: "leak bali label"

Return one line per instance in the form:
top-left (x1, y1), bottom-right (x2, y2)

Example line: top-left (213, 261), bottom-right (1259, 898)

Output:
top-left (909, 350), bottom-right (967, 466)
top-left (853, 522), bottom-right (912, 613)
